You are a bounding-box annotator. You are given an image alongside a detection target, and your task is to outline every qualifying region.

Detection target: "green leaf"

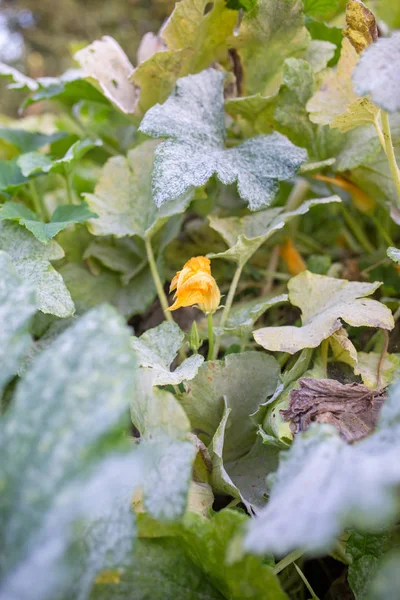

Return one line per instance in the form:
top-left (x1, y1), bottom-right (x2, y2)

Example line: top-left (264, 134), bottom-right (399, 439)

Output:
top-left (219, 294), bottom-right (288, 338)
top-left (0, 251), bottom-right (36, 394)
top-left (131, 0), bottom-right (238, 115)
top-left (0, 201), bottom-right (98, 243)
top-left (18, 139), bottom-right (102, 177)
top-left (139, 69), bottom-right (307, 211)
top-left (353, 33), bottom-right (400, 114)
top-left (244, 381), bottom-right (400, 555)
top-left (23, 75), bottom-right (108, 109)
top-left (0, 128), bottom-right (66, 153)
top-left (303, 0), bottom-right (339, 19)
top-left (387, 246), bottom-right (400, 264)
top-left (233, 0), bottom-right (310, 96)
top-left (0, 222), bottom-right (75, 318)
top-left (74, 36), bottom-right (138, 114)
top-left (347, 531), bottom-right (392, 600)
top-left (0, 158), bottom-right (28, 193)
top-left (225, 0), bottom-right (257, 10)
top-left (209, 196), bottom-right (340, 266)
top-left (91, 537), bottom-right (224, 600)
top-left (0, 306), bottom-right (143, 600)
top-left (225, 93), bottom-right (277, 136)
top-left (0, 62), bottom-right (38, 91)
top-left (254, 270), bottom-right (394, 354)
top-left (84, 140), bottom-right (192, 239)
top-left (178, 352), bottom-right (280, 508)
top-left (131, 370), bottom-right (196, 521)
top-left (367, 551), bottom-right (400, 600)
top-left (131, 322), bottom-right (204, 386)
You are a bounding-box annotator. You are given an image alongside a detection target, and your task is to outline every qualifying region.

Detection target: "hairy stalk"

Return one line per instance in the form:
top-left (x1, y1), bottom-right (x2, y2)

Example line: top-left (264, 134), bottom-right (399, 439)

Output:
top-left (29, 180), bottom-right (48, 221)
top-left (207, 313), bottom-right (215, 361)
top-left (144, 235), bottom-right (174, 324)
top-left (212, 264), bottom-right (243, 359)
top-left (273, 548), bottom-right (305, 575)
top-left (381, 111), bottom-right (400, 209)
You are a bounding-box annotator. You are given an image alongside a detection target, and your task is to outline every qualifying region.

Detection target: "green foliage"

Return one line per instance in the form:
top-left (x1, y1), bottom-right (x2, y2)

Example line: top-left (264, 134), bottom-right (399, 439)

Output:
top-left (0, 0), bottom-right (400, 597)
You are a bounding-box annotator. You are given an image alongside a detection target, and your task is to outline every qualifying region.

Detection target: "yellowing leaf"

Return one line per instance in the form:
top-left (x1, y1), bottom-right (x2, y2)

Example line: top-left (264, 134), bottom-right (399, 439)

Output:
top-left (254, 271), bottom-right (394, 354)
top-left (307, 38), bottom-right (380, 133)
top-left (343, 0), bottom-right (378, 54)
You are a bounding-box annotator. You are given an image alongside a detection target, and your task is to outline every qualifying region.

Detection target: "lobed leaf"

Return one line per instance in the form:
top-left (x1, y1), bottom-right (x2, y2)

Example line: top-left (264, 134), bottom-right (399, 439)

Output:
top-left (254, 270), bottom-right (394, 354)
top-left (18, 139), bottom-right (102, 177)
top-left (139, 69), bottom-right (307, 211)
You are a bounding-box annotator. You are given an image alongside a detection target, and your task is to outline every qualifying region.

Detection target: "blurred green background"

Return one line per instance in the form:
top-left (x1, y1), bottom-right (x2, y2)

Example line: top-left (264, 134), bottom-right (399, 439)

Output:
top-left (0, 0), bottom-right (175, 115)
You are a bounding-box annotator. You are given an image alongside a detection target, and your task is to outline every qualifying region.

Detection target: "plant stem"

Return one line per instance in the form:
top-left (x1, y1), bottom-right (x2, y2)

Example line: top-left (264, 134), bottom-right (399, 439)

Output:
top-left (341, 205), bottom-right (374, 254)
top-left (320, 339), bottom-right (329, 378)
top-left (29, 180), bottom-right (48, 221)
top-left (207, 313), bottom-right (215, 361)
top-left (212, 263), bottom-right (243, 359)
top-left (144, 235), bottom-right (174, 324)
top-left (293, 563), bottom-right (320, 600)
top-left (273, 548), bottom-right (305, 575)
top-left (374, 116), bottom-right (387, 153)
top-left (285, 179), bottom-right (310, 212)
top-left (381, 111), bottom-right (400, 209)
top-left (64, 169), bottom-right (75, 205)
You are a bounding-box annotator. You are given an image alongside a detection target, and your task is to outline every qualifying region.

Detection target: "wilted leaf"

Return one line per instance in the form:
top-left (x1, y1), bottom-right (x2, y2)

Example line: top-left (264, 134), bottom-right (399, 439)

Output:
top-left (0, 251), bottom-right (36, 394)
top-left (18, 139), bottom-right (102, 177)
top-left (139, 69), bottom-right (307, 211)
top-left (307, 39), bottom-right (380, 133)
top-left (0, 222), bottom-right (74, 318)
top-left (0, 306), bottom-right (144, 600)
top-left (0, 202), bottom-right (97, 243)
top-left (74, 37), bottom-right (138, 114)
top-left (254, 271), bottom-right (394, 354)
top-left (353, 33), bottom-right (400, 114)
top-left (282, 378), bottom-right (386, 443)
top-left (85, 140), bottom-right (192, 239)
top-left (244, 380), bottom-right (400, 556)
top-left (209, 197), bottom-right (340, 266)
top-left (0, 129), bottom-right (66, 153)
top-left (131, 322), bottom-right (204, 386)
top-left (233, 0), bottom-right (310, 96)
top-left (219, 294), bottom-right (288, 338)
top-left (343, 0), bottom-right (378, 54)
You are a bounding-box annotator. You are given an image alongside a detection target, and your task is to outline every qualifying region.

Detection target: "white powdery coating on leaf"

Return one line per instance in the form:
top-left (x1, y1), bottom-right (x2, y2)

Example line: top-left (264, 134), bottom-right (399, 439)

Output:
top-left (139, 68), bottom-right (307, 210)
top-left (353, 33), bottom-right (400, 113)
top-left (0, 251), bottom-right (36, 392)
top-left (0, 221), bottom-right (74, 317)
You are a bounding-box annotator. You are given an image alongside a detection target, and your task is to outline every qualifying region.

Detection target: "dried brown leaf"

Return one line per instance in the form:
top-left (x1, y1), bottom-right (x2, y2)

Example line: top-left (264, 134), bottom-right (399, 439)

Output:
top-left (343, 0), bottom-right (378, 54)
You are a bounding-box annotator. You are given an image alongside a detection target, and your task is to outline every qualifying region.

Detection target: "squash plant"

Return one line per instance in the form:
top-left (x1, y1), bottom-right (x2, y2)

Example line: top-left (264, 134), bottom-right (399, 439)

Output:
top-left (1, 0), bottom-right (400, 598)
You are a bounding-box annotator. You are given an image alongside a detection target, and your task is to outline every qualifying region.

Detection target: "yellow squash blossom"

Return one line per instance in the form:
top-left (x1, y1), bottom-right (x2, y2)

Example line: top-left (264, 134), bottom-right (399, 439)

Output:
top-left (169, 256), bottom-right (220, 314)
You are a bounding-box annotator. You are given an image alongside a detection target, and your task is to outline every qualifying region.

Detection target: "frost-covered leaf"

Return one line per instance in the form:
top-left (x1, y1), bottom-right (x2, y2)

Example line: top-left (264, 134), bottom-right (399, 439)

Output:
top-left (254, 271), bottom-right (394, 354)
top-left (387, 247), bottom-right (400, 264)
top-left (85, 140), bottom-right (192, 239)
top-left (0, 62), bottom-right (38, 91)
top-left (245, 381), bottom-right (400, 555)
top-left (334, 125), bottom-right (382, 172)
top-left (0, 222), bottom-right (74, 318)
top-left (131, 370), bottom-right (196, 521)
top-left (0, 251), bottom-right (36, 393)
top-left (74, 37), bottom-right (138, 114)
top-left (353, 33), bottom-right (400, 114)
top-left (131, 322), bottom-right (203, 386)
top-left (0, 128), bottom-right (66, 153)
top-left (304, 40), bottom-right (337, 74)
top-left (0, 306), bottom-right (144, 600)
top-left (219, 294), bottom-right (288, 338)
top-left (367, 551), bottom-right (400, 600)
top-left (179, 352), bottom-right (280, 509)
top-left (0, 202), bottom-right (97, 243)
top-left (209, 196), bottom-right (340, 266)
top-left (233, 0), bottom-right (310, 96)
top-left (18, 139), bottom-right (102, 177)
top-left (307, 39), bottom-right (380, 133)
top-left (139, 69), bottom-right (307, 211)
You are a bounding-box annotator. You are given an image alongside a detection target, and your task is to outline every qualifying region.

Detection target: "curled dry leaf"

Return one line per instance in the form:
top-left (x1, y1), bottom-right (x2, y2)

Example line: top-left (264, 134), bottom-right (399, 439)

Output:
top-left (282, 378), bottom-right (386, 443)
top-left (343, 0), bottom-right (378, 54)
